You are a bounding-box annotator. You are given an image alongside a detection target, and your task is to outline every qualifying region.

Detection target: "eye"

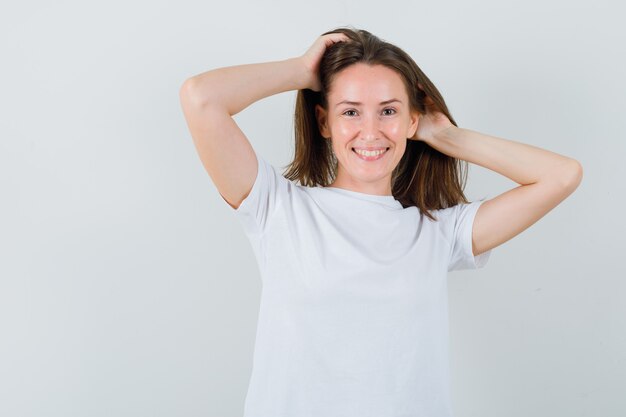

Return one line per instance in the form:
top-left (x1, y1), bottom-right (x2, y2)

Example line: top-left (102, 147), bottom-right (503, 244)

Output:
top-left (342, 108), bottom-right (398, 117)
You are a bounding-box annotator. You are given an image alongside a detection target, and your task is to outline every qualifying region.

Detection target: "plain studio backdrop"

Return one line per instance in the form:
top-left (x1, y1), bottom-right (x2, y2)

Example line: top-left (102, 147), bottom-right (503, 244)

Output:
top-left (1, 0), bottom-right (624, 416)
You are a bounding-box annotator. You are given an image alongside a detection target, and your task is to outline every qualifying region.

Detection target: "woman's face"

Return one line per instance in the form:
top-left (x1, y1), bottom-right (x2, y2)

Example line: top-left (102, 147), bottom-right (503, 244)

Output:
top-left (315, 63), bottom-right (419, 195)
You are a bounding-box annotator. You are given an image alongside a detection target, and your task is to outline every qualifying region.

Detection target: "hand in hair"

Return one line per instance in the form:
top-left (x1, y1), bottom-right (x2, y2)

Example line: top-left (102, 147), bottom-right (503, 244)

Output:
top-left (411, 83), bottom-right (455, 144)
top-left (299, 33), bottom-right (351, 92)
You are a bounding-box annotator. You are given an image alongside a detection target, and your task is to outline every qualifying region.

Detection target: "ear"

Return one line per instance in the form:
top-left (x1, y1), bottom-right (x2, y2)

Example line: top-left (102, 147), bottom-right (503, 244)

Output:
top-left (315, 104), bottom-right (331, 139)
top-left (408, 109), bottom-right (420, 139)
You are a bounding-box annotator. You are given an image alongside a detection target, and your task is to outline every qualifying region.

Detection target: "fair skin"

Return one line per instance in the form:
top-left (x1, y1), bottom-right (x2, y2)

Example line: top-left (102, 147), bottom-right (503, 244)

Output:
top-left (415, 112), bottom-right (583, 257)
top-left (315, 63), bottom-right (419, 197)
top-left (181, 32), bottom-right (583, 258)
top-left (304, 34), bottom-right (583, 258)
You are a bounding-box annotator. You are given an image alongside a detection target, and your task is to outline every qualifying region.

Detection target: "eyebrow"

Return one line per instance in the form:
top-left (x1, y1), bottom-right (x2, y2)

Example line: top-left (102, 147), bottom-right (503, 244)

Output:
top-left (335, 99), bottom-right (402, 108)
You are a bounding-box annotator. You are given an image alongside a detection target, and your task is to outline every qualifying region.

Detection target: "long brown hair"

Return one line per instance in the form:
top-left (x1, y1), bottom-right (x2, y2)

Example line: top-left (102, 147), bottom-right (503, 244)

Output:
top-left (283, 26), bottom-right (469, 221)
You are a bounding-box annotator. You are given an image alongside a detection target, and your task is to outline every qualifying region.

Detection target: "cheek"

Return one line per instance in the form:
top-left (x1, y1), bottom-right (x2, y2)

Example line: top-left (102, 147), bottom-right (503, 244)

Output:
top-left (393, 140), bottom-right (408, 156)
top-left (385, 123), bottom-right (403, 136)
top-left (334, 122), bottom-right (354, 136)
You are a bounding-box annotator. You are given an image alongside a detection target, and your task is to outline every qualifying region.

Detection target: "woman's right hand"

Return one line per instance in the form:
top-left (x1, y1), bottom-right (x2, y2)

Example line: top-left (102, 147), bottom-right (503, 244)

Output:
top-left (298, 33), bottom-right (351, 92)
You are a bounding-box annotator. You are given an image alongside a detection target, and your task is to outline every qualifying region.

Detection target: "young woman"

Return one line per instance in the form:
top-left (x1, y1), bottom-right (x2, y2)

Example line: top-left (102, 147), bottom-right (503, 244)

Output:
top-left (179, 27), bottom-right (582, 417)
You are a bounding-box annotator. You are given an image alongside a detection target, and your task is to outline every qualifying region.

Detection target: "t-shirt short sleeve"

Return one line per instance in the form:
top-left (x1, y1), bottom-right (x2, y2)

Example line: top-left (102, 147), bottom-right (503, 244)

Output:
top-left (445, 199), bottom-right (492, 271)
top-left (219, 149), bottom-right (288, 237)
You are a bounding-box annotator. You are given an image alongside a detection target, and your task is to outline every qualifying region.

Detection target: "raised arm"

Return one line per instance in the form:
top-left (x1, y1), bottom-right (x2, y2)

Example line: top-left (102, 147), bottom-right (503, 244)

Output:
top-left (178, 33), bottom-right (350, 209)
top-left (428, 126), bottom-right (582, 257)
top-left (178, 58), bottom-right (306, 209)
top-left (411, 87), bottom-right (583, 257)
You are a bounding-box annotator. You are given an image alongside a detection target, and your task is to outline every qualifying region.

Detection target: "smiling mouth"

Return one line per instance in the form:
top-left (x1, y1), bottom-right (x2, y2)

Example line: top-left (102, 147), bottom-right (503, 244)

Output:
top-left (352, 147), bottom-right (390, 161)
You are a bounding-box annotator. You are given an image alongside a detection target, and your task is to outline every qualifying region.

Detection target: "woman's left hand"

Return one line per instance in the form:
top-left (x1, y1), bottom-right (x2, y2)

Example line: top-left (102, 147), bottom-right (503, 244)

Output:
top-left (410, 83), bottom-right (455, 144)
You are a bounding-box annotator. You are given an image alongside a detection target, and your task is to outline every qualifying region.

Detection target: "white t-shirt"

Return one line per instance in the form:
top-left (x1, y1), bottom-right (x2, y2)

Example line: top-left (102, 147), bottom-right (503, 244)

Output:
top-left (221, 149), bottom-right (492, 417)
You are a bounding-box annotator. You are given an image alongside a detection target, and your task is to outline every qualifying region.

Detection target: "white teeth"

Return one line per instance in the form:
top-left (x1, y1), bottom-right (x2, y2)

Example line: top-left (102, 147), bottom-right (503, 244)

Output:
top-left (354, 148), bottom-right (387, 157)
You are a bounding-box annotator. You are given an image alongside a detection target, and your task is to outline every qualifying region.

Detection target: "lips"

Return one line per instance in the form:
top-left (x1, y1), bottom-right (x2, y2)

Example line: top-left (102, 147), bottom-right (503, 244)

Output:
top-left (352, 147), bottom-right (388, 151)
top-left (352, 147), bottom-right (389, 161)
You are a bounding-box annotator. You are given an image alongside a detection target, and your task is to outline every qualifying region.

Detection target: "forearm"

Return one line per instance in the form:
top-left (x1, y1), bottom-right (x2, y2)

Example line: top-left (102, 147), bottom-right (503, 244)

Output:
top-left (429, 127), bottom-right (582, 186)
top-left (181, 57), bottom-right (307, 116)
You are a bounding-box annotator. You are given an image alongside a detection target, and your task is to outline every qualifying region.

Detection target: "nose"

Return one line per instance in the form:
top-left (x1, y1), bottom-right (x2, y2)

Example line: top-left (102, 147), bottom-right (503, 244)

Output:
top-left (361, 113), bottom-right (381, 140)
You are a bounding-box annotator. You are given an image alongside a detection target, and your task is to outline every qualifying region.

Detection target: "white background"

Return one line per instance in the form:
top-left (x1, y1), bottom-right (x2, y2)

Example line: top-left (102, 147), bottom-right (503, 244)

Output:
top-left (1, 0), bottom-right (624, 416)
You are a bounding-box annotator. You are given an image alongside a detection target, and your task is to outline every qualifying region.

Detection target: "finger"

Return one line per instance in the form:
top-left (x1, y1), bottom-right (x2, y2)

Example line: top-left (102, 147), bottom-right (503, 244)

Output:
top-left (326, 33), bottom-right (350, 44)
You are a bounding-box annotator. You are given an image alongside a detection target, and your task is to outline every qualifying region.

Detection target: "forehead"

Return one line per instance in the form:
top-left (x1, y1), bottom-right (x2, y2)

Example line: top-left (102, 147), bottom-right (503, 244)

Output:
top-left (328, 63), bottom-right (407, 103)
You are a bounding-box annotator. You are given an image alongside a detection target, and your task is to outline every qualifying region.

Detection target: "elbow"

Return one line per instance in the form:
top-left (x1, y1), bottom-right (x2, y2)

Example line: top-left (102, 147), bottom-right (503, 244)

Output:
top-left (558, 159), bottom-right (584, 192)
top-left (179, 78), bottom-right (196, 97)
top-left (541, 158), bottom-right (583, 192)
top-left (180, 76), bottom-right (221, 108)
top-left (180, 77), bottom-right (226, 111)
top-left (179, 78), bottom-right (205, 108)
top-left (567, 159), bottom-right (583, 189)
